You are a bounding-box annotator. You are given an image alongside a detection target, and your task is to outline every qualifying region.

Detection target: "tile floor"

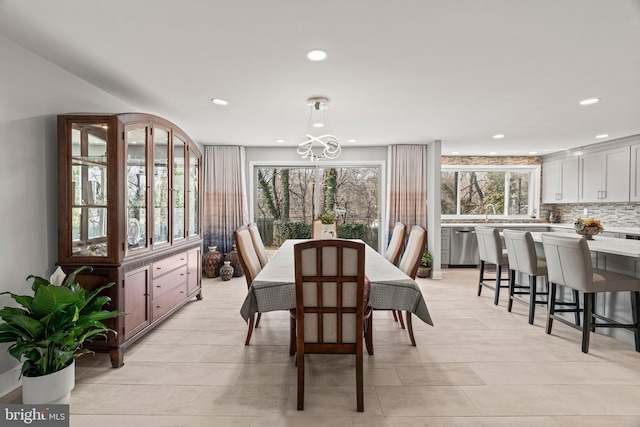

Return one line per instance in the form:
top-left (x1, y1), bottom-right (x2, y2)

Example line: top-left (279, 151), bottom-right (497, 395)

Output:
top-left (3, 267), bottom-right (640, 426)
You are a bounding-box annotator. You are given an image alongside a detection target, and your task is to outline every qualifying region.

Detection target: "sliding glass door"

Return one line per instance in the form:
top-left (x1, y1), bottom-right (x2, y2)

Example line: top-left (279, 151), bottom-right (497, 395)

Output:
top-left (254, 165), bottom-right (379, 250)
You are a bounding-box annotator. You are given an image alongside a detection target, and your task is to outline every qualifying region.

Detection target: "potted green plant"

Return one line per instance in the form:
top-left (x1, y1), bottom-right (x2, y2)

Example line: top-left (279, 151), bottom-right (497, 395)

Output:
top-left (416, 250), bottom-right (432, 278)
top-left (0, 266), bottom-right (123, 404)
top-left (320, 210), bottom-right (335, 224)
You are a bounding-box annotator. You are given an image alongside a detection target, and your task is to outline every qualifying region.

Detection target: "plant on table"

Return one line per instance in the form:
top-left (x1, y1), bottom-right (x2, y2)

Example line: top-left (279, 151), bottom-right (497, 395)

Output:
top-left (319, 211), bottom-right (335, 225)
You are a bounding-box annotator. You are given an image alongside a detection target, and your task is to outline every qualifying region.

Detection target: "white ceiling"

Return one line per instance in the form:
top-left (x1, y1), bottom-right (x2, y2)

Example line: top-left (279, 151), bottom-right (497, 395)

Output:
top-left (1, 0), bottom-right (639, 156)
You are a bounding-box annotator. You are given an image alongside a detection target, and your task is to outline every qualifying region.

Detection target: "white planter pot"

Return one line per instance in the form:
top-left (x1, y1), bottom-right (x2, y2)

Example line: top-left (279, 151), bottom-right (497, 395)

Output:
top-left (22, 360), bottom-right (75, 404)
top-left (321, 224), bottom-right (336, 239)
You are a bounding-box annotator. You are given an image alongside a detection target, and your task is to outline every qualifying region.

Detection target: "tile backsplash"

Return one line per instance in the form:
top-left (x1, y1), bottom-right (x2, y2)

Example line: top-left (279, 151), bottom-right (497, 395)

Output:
top-left (542, 203), bottom-right (640, 228)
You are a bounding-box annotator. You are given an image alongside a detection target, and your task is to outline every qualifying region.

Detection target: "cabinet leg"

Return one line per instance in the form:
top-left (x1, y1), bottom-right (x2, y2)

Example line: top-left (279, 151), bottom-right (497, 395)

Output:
top-left (109, 348), bottom-right (124, 368)
top-left (196, 290), bottom-right (203, 300)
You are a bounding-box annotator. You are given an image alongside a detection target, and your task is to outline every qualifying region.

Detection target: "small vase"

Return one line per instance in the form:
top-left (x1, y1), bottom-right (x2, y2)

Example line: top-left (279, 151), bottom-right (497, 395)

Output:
top-left (224, 245), bottom-right (244, 277)
top-left (321, 223), bottom-right (336, 239)
top-left (219, 261), bottom-right (234, 281)
top-left (202, 246), bottom-right (224, 278)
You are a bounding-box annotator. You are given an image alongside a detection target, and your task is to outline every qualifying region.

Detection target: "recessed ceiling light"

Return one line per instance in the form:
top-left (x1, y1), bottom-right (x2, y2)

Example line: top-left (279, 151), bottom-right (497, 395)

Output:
top-left (489, 152), bottom-right (498, 155)
top-left (211, 98), bottom-right (229, 106)
top-left (306, 49), bottom-right (327, 61)
top-left (275, 139), bottom-right (285, 143)
top-left (493, 134), bottom-right (504, 139)
top-left (312, 123), bottom-right (324, 128)
top-left (451, 151), bottom-right (459, 155)
top-left (529, 151), bottom-right (538, 155)
top-left (596, 134), bottom-right (608, 139)
top-left (348, 139), bottom-right (357, 143)
top-left (579, 98), bottom-right (600, 105)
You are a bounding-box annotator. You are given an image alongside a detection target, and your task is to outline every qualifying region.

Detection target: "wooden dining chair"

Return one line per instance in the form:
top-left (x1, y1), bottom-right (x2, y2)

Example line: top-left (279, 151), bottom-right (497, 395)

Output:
top-left (248, 222), bottom-right (269, 268)
top-left (234, 225), bottom-right (264, 345)
top-left (396, 225), bottom-right (427, 346)
top-left (293, 239), bottom-right (366, 412)
top-left (385, 222), bottom-right (407, 266)
top-left (385, 222), bottom-right (407, 327)
top-left (541, 233), bottom-right (640, 353)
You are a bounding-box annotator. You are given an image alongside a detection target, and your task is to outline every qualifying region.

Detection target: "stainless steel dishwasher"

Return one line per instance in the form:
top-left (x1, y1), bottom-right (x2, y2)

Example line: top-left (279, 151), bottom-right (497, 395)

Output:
top-left (449, 227), bottom-right (480, 267)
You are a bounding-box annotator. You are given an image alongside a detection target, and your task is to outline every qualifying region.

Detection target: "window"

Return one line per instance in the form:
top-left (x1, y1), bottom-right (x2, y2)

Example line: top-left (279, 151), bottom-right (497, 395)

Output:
top-left (253, 165), bottom-right (380, 250)
top-left (441, 165), bottom-right (540, 219)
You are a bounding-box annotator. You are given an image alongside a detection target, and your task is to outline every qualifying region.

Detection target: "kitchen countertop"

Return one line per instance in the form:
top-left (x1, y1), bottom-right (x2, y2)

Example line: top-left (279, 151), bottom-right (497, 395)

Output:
top-left (529, 232), bottom-right (640, 258)
top-left (442, 223), bottom-right (640, 235)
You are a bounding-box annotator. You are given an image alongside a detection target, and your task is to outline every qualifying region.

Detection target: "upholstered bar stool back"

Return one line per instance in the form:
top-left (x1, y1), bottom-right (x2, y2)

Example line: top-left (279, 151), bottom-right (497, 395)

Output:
top-left (475, 226), bottom-right (510, 305)
top-left (541, 233), bottom-right (640, 353)
top-left (503, 229), bottom-right (548, 324)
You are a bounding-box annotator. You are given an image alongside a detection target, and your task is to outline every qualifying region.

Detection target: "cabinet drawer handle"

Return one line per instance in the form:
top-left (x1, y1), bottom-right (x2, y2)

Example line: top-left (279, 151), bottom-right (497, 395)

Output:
top-left (156, 285), bottom-right (162, 288)
top-left (180, 258), bottom-right (185, 261)
top-left (180, 291), bottom-right (185, 294)
top-left (156, 266), bottom-right (162, 270)
top-left (156, 305), bottom-right (162, 309)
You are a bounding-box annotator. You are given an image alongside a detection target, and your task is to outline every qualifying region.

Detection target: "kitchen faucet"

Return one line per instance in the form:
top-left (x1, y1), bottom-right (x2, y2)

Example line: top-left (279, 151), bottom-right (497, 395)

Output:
top-left (484, 204), bottom-right (496, 222)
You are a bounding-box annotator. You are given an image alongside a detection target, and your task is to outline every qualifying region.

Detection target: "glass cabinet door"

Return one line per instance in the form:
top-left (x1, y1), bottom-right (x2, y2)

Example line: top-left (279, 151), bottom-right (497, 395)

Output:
top-left (188, 148), bottom-right (199, 236)
top-left (172, 135), bottom-right (186, 241)
top-left (125, 125), bottom-right (148, 252)
top-left (71, 123), bottom-right (109, 257)
top-left (153, 128), bottom-right (170, 245)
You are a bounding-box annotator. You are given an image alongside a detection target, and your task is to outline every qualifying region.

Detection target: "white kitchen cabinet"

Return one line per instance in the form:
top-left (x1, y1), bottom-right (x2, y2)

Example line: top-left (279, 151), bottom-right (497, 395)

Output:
top-left (578, 146), bottom-right (630, 203)
top-left (542, 157), bottom-right (579, 203)
top-left (630, 143), bottom-right (640, 202)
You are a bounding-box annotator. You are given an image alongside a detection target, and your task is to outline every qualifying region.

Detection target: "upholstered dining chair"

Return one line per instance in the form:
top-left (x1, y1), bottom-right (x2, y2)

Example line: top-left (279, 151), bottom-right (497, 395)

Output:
top-left (396, 225), bottom-right (427, 346)
top-left (541, 233), bottom-right (640, 353)
top-left (234, 225), bottom-right (264, 345)
top-left (475, 226), bottom-right (510, 305)
top-left (385, 222), bottom-right (407, 266)
top-left (248, 222), bottom-right (269, 268)
top-left (293, 239), bottom-right (366, 412)
top-left (312, 219), bottom-right (337, 239)
top-left (502, 229), bottom-right (549, 324)
top-left (385, 222), bottom-right (407, 326)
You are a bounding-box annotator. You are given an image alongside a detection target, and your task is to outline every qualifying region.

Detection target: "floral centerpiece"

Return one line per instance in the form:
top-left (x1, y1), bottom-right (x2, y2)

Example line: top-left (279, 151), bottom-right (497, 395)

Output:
top-left (574, 217), bottom-right (604, 239)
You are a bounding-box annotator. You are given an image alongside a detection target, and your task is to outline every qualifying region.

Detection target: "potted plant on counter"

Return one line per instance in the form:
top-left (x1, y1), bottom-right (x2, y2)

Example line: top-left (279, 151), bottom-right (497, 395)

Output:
top-left (416, 250), bottom-right (432, 278)
top-left (0, 266), bottom-right (123, 404)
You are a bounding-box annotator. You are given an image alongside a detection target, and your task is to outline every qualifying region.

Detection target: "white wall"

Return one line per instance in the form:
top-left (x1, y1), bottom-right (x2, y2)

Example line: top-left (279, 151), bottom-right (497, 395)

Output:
top-left (0, 35), bottom-right (133, 396)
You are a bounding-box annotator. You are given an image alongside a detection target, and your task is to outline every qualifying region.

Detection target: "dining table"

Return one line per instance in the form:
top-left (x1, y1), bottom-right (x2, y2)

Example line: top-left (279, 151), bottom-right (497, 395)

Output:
top-left (240, 239), bottom-right (433, 326)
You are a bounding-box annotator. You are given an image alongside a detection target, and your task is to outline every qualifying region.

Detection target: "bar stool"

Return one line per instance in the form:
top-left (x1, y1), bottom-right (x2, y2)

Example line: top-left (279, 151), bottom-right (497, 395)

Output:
top-left (541, 233), bottom-right (640, 353)
top-left (475, 227), bottom-right (510, 305)
top-left (502, 229), bottom-right (549, 324)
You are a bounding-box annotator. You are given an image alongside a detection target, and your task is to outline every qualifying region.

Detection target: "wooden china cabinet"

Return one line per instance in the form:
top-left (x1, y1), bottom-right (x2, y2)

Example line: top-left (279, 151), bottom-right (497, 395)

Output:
top-left (57, 113), bottom-right (203, 367)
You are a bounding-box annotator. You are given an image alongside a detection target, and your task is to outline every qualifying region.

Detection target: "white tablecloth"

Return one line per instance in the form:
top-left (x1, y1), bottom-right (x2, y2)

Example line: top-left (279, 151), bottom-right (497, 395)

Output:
top-left (240, 239), bottom-right (433, 325)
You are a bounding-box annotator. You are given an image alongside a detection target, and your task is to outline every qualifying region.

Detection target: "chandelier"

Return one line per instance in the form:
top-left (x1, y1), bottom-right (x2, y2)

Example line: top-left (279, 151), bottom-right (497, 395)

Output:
top-left (297, 97), bottom-right (341, 162)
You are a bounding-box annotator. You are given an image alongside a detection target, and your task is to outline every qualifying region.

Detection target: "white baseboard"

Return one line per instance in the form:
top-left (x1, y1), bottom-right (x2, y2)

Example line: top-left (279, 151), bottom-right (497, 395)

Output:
top-left (0, 364), bottom-right (22, 399)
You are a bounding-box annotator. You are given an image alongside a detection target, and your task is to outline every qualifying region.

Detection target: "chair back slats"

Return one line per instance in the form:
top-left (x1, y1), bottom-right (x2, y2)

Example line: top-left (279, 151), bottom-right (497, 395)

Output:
top-left (475, 227), bottom-right (503, 265)
top-left (398, 226), bottom-right (427, 279)
top-left (295, 240), bottom-right (364, 346)
top-left (248, 222), bottom-right (269, 268)
top-left (503, 229), bottom-right (538, 275)
top-left (385, 222), bottom-right (407, 265)
top-left (234, 225), bottom-right (263, 288)
top-left (541, 233), bottom-right (593, 292)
